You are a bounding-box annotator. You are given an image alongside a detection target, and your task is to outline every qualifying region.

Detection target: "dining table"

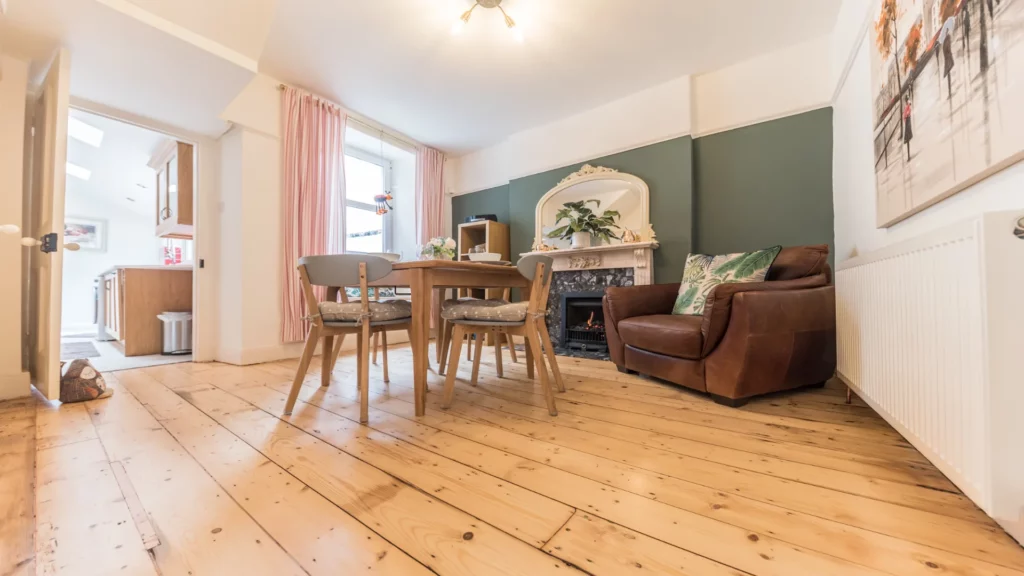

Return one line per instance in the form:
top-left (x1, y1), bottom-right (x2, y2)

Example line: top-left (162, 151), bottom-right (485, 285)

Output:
top-left (361, 259), bottom-right (531, 417)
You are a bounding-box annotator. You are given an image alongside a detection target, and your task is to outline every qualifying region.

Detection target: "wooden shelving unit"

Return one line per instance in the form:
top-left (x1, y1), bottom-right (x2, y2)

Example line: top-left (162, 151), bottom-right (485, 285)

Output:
top-left (456, 220), bottom-right (510, 300)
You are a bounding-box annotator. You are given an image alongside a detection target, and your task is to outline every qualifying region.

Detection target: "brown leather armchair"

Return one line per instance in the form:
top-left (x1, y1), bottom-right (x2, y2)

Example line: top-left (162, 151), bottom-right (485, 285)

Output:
top-left (603, 245), bottom-right (836, 406)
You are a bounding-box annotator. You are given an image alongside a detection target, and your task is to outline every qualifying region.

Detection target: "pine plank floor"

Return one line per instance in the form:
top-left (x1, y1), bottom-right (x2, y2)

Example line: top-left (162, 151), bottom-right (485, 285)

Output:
top-left (3, 343), bottom-right (1023, 575)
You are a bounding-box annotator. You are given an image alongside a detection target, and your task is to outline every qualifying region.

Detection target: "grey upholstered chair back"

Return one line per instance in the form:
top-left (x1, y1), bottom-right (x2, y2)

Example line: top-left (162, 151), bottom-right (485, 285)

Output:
top-left (299, 254), bottom-right (393, 287)
top-left (517, 255), bottom-right (554, 285)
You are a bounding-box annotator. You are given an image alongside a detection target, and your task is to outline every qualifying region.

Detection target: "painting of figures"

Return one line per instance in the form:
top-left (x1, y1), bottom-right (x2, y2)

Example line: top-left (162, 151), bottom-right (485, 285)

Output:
top-left (872, 0), bottom-right (1024, 226)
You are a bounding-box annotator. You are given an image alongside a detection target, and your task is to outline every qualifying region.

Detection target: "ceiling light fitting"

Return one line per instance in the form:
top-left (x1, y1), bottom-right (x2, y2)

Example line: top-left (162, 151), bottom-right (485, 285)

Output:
top-left (456, 0), bottom-right (518, 35)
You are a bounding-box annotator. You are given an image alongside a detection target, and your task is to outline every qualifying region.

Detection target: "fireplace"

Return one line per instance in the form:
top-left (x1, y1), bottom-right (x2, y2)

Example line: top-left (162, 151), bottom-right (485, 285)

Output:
top-left (559, 291), bottom-right (607, 353)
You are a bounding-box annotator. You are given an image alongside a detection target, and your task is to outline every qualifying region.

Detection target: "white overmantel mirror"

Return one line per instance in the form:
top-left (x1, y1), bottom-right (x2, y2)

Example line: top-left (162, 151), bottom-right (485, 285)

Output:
top-left (533, 165), bottom-right (655, 250)
top-left (525, 164), bottom-right (660, 285)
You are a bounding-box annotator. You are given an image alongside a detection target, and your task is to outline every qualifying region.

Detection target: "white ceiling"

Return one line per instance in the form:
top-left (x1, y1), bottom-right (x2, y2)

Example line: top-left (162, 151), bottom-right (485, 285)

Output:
top-left (1, 0), bottom-right (841, 152)
top-left (66, 108), bottom-right (170, 217)
top-left (259, 0), bottom-right (843, 154)
top-left (0, 0), bottom-right (256, 136)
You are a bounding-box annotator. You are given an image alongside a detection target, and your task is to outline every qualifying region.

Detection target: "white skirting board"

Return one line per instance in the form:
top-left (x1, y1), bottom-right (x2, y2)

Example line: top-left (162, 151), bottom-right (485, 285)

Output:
top-left (836, 211), bottom-right (1024, 545)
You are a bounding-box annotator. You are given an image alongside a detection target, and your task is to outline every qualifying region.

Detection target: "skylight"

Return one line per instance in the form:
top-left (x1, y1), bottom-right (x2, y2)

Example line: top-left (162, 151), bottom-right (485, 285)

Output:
top-left (66, 162), bottom-right (92, 181)
top-left (68, 117), bottom-right (104, 147)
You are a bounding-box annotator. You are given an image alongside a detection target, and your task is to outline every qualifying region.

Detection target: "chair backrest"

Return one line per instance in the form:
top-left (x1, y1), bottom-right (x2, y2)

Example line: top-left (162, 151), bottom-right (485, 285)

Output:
top-left (766, 244), bottom-right (831, 282)
top-left (517, 255), bottom-right (554, 285)
top-left (299, 254), bottom-right (393, 288)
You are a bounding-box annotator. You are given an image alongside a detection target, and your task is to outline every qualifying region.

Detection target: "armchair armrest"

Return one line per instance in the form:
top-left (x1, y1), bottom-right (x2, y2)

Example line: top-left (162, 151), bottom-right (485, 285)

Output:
top-left (603, 283), bottom-right (680, 366)
top-left (700, 274), bottom-right (828, 356)
top-left (705, 285), bottom-right (837, 400)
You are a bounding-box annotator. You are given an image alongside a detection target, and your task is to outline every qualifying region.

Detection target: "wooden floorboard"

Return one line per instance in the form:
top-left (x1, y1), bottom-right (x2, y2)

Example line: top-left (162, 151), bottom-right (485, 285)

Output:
top-left (14, 345), bottom-right (1024, 576)
top-left (0, 398), bottom-right (36, 576)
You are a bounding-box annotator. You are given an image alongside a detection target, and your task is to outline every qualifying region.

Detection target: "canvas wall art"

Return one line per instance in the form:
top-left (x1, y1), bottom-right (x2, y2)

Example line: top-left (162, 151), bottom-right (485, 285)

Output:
top-left (64, 217), bottom-right (107, 252)
top-left (871, 0), bottom-right (1024, 227)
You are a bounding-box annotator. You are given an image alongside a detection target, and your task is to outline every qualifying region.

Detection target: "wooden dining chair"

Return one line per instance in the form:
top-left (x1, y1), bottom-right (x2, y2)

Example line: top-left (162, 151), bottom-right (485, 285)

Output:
top-left (437, 287), bottom-right (519, 376)
top-left (284, 255), bottom-right (412, 423)
top-left (441, 255), bottom-right (565, 416)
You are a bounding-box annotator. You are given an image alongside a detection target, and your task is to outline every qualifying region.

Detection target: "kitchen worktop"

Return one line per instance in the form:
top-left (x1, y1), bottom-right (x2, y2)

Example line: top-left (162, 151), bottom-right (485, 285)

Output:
top-left (98, 264), bottom-right (193, 277)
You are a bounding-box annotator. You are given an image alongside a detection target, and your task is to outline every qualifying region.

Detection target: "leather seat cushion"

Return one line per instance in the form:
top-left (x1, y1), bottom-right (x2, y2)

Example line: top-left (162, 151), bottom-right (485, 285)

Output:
top-left (617, 314), bottom-right (703, 360)
top-left (320, 299), bottom-right (411, 323)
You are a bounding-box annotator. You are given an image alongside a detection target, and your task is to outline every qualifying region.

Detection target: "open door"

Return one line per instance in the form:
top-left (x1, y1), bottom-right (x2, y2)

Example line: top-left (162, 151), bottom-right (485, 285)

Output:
top-left (24, 49), bottom-right (70, 400)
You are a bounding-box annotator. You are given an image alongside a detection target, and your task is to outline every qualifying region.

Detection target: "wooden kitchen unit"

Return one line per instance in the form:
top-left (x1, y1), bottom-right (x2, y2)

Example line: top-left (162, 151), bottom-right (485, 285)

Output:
top-left (100, 265), bottom-right (192, 356)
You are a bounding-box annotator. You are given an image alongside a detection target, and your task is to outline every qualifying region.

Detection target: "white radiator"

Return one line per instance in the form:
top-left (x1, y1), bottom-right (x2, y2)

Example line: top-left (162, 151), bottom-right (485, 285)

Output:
top-left (836, 211), bottom-right (1024, 544)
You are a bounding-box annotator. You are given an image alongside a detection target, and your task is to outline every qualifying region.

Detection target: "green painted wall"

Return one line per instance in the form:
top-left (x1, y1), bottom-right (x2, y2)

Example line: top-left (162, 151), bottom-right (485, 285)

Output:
top-left (507, 137), bottom-right (694, 284)
top-left (693, 107), bottom-right (835, 266)
top-left (450, 107), bottom-right (834, 282)
top-left (451, 184), bottom-right (509, 231)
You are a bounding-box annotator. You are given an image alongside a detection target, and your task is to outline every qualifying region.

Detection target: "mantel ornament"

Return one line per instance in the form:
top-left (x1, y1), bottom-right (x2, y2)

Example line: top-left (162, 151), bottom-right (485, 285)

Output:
top-left (558, 164), bottom-right (620, 185)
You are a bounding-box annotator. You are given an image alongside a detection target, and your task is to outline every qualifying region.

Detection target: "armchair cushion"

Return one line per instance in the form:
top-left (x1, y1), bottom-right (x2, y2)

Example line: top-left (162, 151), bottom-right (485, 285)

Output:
top-left (672, 246), bottom-right (782, 315)
top-left (604, 283), bottom-right (681, 366)
top-left (618, 314), bottom-right (703, 360)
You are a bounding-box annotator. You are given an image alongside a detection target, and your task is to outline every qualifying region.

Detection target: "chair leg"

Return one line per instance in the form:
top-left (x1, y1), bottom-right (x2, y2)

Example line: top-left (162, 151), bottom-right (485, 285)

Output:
top-left (372, 332), bottom-right (379, 365)
top-left (524, 335), bottom-right (535, 379)
top-left (285, 327), bottom-right (320, 415)
top-left (443, 324), bottom-right (466, 409)
top-left (846, 385), bottom-right (852, 405)
top-left (525, 322), bottom-right (557, 416)
top-left (359, 323), bottom-right (371, 423)
top-left (537, 321), bottom-right (565, 393)
top-left (470, 333), bottom-right (484, 386)
top-left (466, 334), bottom-right (473, 361)
top-left (381, 330), bottom-right (389, 383)
top-left (438, 320), bottom-right (454, 376)
top-left (329, 334), bottom-right (345, 373)
top-left (505, 334), bottom-right (518, 363)
top-left (321, 335), bottom-right (334, 388)
top-left (493, 335), bottom-right (504, 378)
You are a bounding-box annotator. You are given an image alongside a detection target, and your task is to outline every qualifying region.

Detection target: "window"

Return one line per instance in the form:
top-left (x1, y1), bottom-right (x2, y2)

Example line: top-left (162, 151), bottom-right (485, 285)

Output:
top-left (343, 150), bottom-right (391, 253)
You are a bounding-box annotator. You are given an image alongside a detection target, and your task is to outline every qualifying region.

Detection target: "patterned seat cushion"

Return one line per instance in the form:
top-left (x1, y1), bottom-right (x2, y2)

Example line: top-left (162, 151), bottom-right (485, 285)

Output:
top-left (319, 299), bottom-right (412, 323)
top-left (441, 297), bottom-right (482, 311)
top-left (441, 299), bottom-right (529, 323)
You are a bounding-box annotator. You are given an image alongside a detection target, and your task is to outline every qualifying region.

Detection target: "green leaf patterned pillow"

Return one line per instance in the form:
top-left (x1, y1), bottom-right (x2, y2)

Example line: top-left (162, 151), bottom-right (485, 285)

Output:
top-left (672, 246), bottom-right (782, 315)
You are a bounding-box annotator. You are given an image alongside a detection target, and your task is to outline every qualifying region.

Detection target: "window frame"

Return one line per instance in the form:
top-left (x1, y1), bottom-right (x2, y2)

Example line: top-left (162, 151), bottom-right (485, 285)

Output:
top-left (343, 147), bottom-right (393, 254)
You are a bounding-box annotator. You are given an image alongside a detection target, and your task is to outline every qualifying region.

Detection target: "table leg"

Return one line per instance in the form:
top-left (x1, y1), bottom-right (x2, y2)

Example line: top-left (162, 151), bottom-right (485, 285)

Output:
top-left (433, 288), bottom-right (444, 366)
top-left (410, 269), bottom-right (428, 417)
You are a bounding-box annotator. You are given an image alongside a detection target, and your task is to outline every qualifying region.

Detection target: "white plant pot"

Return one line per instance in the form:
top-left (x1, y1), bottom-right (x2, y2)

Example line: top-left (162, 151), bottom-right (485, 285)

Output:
top-left (570, 232), bottom-right (592, 249)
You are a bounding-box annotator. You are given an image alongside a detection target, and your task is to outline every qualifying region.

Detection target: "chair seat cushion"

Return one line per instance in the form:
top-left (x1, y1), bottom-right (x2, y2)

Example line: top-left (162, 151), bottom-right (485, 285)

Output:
top-left (319, 299), bottom-right (411, 323)
top-left (441, 299), bottom-right (528, 323)
top-left (441, 297), bottom-right (482, 310)
top-left (617, 314), bottom-right (703, 360)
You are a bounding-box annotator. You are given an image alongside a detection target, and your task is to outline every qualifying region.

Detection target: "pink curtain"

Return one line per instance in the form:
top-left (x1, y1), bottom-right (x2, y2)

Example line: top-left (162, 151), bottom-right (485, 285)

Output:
top-left (281, 86), bottom-right (347, 342)
top-left (416, 146), bottom-right (446, 245)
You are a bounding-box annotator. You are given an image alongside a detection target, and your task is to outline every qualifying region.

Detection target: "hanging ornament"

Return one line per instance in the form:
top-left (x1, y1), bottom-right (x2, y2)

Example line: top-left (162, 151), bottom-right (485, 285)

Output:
top-left (374, 128), bottom-right (394, 215)
top-left (374, 193), bottom-right (393, 215)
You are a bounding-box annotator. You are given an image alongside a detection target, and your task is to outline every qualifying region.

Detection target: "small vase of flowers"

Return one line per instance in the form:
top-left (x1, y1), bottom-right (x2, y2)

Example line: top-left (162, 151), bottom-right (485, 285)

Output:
top-left (420, 236), bottom-right (457, 260)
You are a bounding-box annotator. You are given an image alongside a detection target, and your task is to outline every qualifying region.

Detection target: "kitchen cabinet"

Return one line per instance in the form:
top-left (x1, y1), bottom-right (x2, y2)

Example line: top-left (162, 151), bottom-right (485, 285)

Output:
top-left (150, 140), bottom-right (194, 239)
top-left (98, 266), bottom-right (192, 356)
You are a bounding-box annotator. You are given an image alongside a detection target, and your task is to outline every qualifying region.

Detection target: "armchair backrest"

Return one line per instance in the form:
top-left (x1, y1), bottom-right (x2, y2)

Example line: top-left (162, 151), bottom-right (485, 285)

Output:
top-left (766, 245), bottom-right (831, 283)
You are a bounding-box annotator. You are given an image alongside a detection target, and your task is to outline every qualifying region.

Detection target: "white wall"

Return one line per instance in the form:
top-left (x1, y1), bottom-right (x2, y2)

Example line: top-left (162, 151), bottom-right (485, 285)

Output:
top-left (61, 193), bottom-right (163, 334)
top-left (454, 75), bottom-right (693, 194)
top-left (453, 35), bottom-right (835, 195)
top-left (691, 34), bottom-right (833, 137)
top-left (0, 54), bottom-right (30, 400)
top-left (830, 1), bottom-right (1024, 261)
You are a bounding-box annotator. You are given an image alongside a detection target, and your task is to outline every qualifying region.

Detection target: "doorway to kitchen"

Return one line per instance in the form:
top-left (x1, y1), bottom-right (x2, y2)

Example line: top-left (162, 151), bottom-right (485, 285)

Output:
top-left (59, 108), bottom-right (197, 372)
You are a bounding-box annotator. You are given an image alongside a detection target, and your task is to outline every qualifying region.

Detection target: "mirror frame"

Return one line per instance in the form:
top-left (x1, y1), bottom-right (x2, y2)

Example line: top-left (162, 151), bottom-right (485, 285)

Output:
top-left (533, 164), bottom-right (650, 249)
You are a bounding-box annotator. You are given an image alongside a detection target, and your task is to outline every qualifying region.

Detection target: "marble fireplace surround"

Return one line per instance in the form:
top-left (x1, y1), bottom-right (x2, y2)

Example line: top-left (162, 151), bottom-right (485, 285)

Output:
top-left (545, 268), bottom-right (634, 359)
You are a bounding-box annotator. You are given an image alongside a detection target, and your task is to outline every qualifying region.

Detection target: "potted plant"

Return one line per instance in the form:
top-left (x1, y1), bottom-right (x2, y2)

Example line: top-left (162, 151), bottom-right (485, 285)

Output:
top-left (420, 236), bottom-right (457, 260)
top-left (546, 200), bottom-right (620, 249)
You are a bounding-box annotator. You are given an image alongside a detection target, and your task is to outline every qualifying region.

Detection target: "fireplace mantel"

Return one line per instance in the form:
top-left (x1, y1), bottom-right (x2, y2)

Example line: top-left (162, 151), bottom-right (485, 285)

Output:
top-left (521, 241), bottom-right (659, 285)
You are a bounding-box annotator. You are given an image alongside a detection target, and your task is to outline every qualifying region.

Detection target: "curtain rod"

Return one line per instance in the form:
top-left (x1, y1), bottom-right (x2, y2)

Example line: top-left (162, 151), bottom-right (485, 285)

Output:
top-left (278, 83), bottom-right (422, 152)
